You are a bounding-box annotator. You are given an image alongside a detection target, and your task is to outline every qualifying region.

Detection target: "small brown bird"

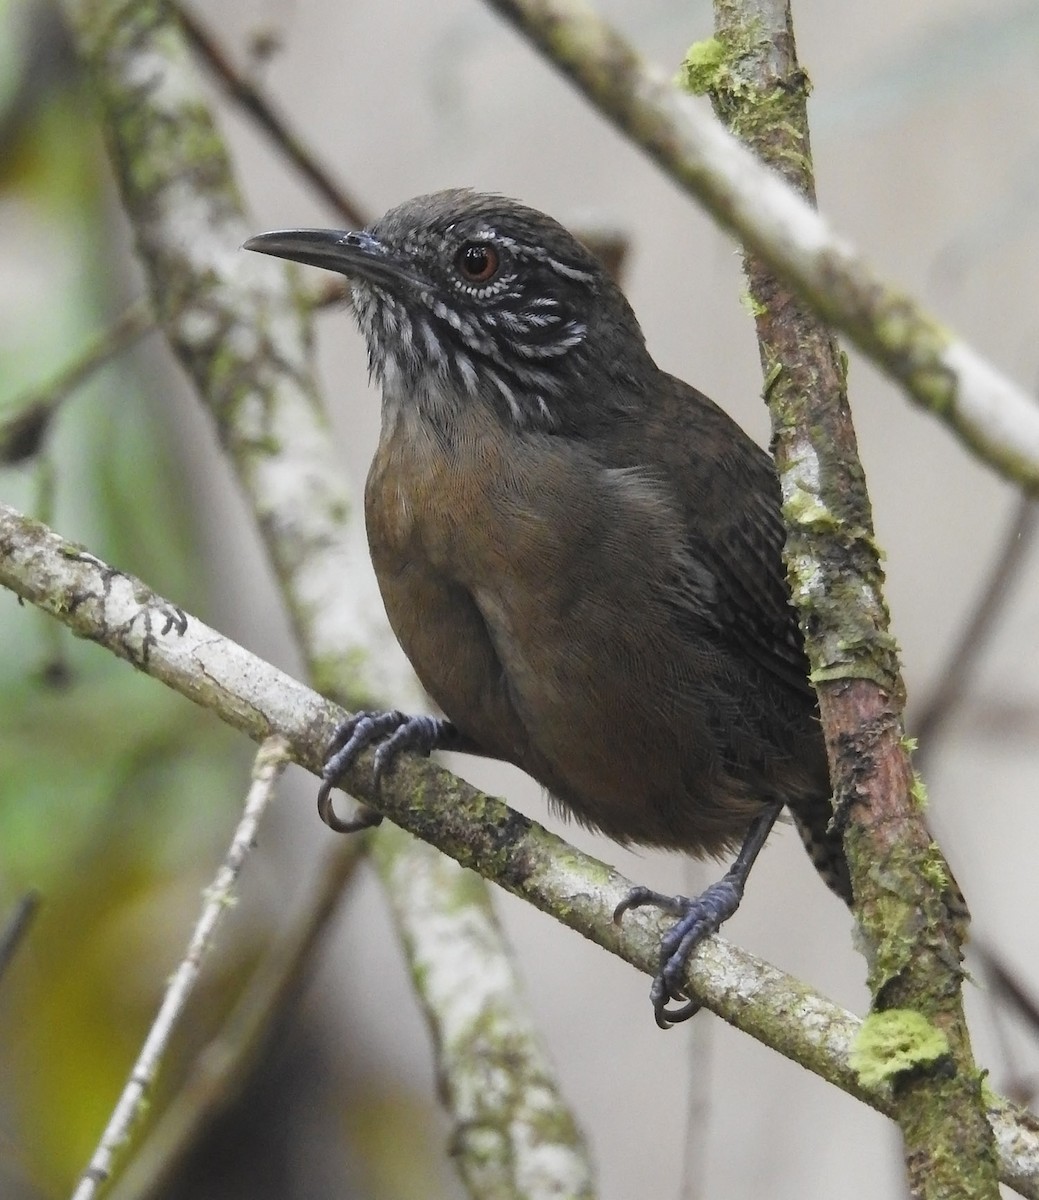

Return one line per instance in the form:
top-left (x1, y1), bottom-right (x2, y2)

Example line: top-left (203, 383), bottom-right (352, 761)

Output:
top-left (246, 191), bottom-right (850, 1026)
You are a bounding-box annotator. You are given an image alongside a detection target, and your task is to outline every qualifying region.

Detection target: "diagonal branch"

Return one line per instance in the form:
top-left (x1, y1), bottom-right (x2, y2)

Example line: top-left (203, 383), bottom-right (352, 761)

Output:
top-left (172, 3), bottom-right (367, 228)
top-left (108, 837), bottom-right (365, 1200)
top-left (0, 299), bottom-right (153, 464)
top-left (913, 493), bottom-right (1039, 759)
top-left (0, 892), bottom-right (41, 985)
top-left (2, 503), bottom-right (1038, 1197)
top-left (481, 0), bottom-right (1039, 493)
top-left (175, 3), bottom-right (632, 287)
top-left (71, 737), bottom-right (292, 1200)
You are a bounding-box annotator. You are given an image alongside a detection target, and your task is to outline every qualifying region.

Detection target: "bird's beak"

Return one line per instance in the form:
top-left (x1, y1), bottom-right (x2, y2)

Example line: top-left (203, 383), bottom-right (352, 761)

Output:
top-left (244, 228), bottom-right (412, 288)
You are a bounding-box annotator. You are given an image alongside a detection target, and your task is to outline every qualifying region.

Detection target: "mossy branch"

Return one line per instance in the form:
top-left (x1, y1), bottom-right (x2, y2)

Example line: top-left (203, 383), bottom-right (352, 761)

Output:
top-left (700, 2), bottom-right (996, 1196)
top-left (2, 503), bottom-right (1038, 1197)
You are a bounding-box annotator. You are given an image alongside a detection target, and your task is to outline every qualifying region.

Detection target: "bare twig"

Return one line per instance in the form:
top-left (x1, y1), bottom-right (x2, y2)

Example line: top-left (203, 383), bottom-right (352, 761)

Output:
top-left (70, 737), bottom-right (291, 1200)
top-left (175, 1), bottom-right (629, 291)
top-left (984, 954), bottom-right (1039, 1039)
top-left (482, 0), bottom-right (1039, 492)
top-left (0, 891), bottom-right (41, 984)
top-left (3, 506), bottom-right (1039, 1197)
top-left (0, 278), bottom-right (346, 478)
top-left (0, 299), bottom-right (153, 464)
top-left (108, 837), bottom-right (364, 1200)
top-left (977, 944), bottom-right (1039, 1108)
top-left (172, 2), bottom-right (367, 227)
top-left (914, 495), bottom-right (1039, 759)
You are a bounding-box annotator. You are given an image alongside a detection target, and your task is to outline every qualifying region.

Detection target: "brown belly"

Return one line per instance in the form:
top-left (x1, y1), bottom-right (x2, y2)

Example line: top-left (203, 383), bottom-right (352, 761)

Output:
top-left (365, 406), bottom-right (821, 858)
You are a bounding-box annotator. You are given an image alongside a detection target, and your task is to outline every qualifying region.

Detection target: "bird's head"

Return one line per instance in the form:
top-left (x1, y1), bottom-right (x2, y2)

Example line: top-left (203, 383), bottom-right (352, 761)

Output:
top-left (245, 189), bottom-right (650, 433)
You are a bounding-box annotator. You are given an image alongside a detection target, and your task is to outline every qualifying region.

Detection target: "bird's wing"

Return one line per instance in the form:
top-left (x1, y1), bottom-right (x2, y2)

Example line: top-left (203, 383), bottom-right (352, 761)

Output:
top-left (634, 376), bottom-right (816, 700)
top-left (691, 483), bottom-right (814, 698)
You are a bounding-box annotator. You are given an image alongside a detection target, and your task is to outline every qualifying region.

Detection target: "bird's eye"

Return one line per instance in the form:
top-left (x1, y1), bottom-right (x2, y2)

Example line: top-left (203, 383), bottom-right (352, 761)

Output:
top-left (456, 241), bottom-right (500, 284)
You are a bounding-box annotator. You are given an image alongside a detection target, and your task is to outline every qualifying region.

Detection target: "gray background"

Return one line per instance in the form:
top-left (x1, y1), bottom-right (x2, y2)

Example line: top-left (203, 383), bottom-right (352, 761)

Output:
top-left (6, 1), bottom-right (1039, 1196)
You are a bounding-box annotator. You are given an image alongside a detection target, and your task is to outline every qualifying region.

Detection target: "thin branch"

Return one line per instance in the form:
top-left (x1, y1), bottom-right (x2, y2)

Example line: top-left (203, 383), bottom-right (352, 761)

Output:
top-left (914, 494), bottom-right (1039, 759)
top-left (899, 450), bottom-right (1039, 1150)
top-left (481, 0), bottom-right (1039, 492)
top-left (981, 950), bottom-right (1039, 1052)
top-left (174, 2), bottom-right (631, 289)
top-left (108, 837), bottom-right (364, 1200)
top-left (977, 945), bottom-right (1039, 1108)
top-left (0, 278), bottom-right (346, 471)
top-left (0, 299), bottom-right (153, 464)
top-left (2, 504), bottom-right (1038, 1198)
top-left (0, 891), bottom-right (41, 984)
top-left (70, 737), bottom-right (292, 1200)
top-left (172, 3), bottom-right (368, 228)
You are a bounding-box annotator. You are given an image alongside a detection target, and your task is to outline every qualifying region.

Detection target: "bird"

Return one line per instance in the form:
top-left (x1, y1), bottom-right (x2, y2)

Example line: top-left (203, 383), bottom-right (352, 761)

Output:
top-left (245, 190), bottom-right (851, 1027)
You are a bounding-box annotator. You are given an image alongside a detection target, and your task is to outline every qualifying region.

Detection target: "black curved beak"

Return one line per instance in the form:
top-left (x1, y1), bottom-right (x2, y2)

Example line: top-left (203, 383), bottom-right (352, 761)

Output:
top-left (243, 228), bottom-right (411, 289)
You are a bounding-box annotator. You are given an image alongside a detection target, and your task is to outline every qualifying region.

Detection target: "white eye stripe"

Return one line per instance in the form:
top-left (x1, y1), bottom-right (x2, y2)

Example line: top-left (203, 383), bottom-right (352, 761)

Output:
top-left (545, 256), bottom-right (596, 282)
top-left (348, 236), bottom-right (589, 433)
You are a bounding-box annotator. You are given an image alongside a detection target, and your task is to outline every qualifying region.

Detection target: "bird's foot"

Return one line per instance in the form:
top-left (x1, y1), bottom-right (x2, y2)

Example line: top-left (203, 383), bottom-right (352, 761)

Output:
top-left (614, 802), bottom-right (782, 1028)
top-left (317, 710), bottom-right (456, 833)
top-left (614, 876), bottom-right (743, 1029)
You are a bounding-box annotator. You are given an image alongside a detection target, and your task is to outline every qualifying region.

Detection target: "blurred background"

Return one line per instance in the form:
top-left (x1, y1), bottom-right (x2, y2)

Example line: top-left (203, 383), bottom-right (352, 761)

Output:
top-left (1, 0), bottom-right (1038, 1197)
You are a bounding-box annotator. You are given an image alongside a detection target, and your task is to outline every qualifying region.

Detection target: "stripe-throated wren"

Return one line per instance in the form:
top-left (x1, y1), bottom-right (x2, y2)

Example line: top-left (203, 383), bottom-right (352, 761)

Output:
top-left (246, 190), bottom-right (851, 1027)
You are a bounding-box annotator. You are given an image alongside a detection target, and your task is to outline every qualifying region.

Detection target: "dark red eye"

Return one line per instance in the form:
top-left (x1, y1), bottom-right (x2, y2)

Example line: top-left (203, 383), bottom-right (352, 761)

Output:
top-left (456, 241), bottom-right (500, 283)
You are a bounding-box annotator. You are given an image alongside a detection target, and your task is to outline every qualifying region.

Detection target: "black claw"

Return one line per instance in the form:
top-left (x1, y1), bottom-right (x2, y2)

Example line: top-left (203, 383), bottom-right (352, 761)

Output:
top-left (613, 886), bottom-right (691, 923)
top-left (651, 976), bottom-right (701, 1028)
top-left (660, 882), bottom-right (740, 989)
top-left (615, 802), bottom-right (785, 1029)
top-left (316, 710), bottom-right (457, 833)
top-left (614, 883), bottom-right (721, 1029)
top-left (626, 881), bottom-right (741, 1029)
top-left (316, 783), bottom-right (383, 834)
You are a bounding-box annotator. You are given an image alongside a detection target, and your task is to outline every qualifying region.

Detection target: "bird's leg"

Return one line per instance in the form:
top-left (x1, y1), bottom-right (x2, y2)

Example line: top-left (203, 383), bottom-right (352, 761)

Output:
top-left (317, 710), bottom-right (469, 832)
top-left (614, 799), bottom-right (784, 1029)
